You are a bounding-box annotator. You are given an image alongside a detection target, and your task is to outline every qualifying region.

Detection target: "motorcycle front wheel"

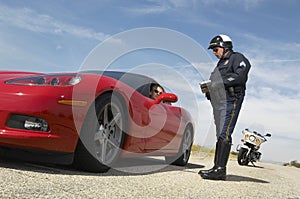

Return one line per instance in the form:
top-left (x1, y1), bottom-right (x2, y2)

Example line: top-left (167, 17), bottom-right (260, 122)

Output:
top-left (237, 147), bottom-right (249, 165)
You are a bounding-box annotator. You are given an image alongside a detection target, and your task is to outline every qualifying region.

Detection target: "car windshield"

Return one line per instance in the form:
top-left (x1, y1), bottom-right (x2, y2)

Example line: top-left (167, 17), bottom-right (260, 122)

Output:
top-left (80, 70), bottom-right (157, 97)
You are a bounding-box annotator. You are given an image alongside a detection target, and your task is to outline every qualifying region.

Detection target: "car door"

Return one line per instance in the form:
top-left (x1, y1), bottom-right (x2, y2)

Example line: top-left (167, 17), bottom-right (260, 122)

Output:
top-left (144, 100), bottom-right (182, 152)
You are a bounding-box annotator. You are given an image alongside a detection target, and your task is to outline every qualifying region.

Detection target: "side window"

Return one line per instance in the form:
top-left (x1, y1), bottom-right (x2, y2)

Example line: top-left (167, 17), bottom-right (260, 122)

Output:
top-left (136, 83), bottom-right (152, 98)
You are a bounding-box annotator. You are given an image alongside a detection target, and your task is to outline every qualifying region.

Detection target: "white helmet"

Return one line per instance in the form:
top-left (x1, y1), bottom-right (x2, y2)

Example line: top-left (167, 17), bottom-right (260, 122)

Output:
top-left (208, 34), bottom-right (233, 49)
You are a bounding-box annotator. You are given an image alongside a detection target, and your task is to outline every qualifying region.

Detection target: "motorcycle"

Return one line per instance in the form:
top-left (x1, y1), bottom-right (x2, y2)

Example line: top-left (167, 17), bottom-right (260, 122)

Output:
top-left (236, 129), bottom-right (271, 166)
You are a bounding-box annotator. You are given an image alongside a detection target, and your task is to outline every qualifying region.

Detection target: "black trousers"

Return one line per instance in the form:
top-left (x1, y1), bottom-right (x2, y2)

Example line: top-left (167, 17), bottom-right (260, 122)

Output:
top-left (211, 94), bottom-right (244, 142)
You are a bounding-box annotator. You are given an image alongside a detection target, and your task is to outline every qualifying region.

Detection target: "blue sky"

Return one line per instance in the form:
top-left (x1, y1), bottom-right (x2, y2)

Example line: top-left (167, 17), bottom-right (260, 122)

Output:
top-left (0, 0), bottom-right (299, 163)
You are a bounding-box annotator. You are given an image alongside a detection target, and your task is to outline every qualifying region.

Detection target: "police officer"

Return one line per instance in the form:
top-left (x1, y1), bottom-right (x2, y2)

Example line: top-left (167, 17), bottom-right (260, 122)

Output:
top-left (199, 34), bottom-right (251, 180)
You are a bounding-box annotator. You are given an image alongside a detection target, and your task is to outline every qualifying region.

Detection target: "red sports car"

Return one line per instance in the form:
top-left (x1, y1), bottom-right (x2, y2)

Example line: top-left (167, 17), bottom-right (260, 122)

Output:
top-left (0, 70), bottom-right (194, 172)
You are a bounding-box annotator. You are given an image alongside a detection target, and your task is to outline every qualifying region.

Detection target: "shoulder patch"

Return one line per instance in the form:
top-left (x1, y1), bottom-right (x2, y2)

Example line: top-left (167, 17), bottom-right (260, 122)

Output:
top-left (240, 61), bottom-right (246, 67)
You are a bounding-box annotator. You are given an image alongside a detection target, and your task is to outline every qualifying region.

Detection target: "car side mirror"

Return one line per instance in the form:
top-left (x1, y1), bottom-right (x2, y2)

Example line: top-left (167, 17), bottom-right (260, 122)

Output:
top-left (155, 93), bottom-right (178, 104)
top-left (265, 133), bottom-right (271, 137)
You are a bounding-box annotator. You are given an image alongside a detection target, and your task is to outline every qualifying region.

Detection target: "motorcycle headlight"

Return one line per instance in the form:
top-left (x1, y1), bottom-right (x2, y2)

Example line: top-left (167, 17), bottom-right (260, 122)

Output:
top-left (255, 138), bottom-right (261, 144)
top-left (6, 74), bottom-right (82, 86)
top-left (249, 135), bottom-right (256, 142)
top-left (245, 134), bottom-right (249, 139)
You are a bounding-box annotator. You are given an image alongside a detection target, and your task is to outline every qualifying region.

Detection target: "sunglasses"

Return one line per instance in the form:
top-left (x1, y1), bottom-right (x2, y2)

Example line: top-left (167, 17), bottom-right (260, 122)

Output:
top-left (213, 48), bottom-right (219, 52)
top-left (153, 89), bottom-right (163, 95)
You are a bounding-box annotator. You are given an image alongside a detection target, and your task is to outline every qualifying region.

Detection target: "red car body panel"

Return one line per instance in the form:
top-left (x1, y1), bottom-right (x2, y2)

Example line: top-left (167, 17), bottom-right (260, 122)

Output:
top-left (0, 70), bottom-right (194, 163)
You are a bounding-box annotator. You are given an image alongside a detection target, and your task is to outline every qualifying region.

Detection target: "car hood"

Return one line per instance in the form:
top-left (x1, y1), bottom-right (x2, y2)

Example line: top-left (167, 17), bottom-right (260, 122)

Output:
top-left (0, 71), bottom-right (44, 83)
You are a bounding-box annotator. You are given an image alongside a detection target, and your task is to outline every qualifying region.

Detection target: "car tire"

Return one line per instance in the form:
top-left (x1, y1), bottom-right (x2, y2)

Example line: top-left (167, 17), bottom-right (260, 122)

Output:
top-left (165, 126), bottom-right (193, 166)
top-left (73, 93), bottom-right (127, 172)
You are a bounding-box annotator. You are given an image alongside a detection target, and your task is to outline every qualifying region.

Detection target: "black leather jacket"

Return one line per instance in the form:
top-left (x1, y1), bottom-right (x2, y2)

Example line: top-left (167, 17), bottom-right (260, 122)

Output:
top-left (209, 51), bottom-right (251, 95)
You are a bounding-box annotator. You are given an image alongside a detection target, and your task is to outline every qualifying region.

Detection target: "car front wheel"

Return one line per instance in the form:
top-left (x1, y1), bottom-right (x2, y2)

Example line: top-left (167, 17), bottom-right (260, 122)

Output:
top-left (74, 93), bottom-right (127, 172)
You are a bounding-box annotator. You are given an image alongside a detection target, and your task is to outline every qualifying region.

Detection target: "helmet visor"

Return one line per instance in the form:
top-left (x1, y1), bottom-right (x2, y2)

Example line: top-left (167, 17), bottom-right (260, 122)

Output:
top-left (208, 42), bottom-right (221, 49)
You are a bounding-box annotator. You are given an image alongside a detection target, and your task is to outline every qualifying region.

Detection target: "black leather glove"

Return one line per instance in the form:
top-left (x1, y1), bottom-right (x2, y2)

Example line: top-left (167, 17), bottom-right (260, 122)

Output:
top-left (205, 92), bottom-right (211, 100)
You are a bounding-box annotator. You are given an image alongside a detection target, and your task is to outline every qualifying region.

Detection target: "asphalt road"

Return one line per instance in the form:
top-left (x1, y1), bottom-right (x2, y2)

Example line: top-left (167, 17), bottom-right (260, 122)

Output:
top-left (0, 153), bottom-right (299, 199)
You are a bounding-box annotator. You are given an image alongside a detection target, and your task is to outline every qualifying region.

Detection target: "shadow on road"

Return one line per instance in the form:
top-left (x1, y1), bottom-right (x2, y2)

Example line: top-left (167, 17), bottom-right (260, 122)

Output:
top-left (0, 156), bottom-right (205, 176)
top-left (0, 156), bottom-right (270, 183)
top-left (226, 174), bottom-right (269, 183)
top-left (109, 156), bottom-right (205, 176)
top-left (244, 164), bottom-right (265, 169)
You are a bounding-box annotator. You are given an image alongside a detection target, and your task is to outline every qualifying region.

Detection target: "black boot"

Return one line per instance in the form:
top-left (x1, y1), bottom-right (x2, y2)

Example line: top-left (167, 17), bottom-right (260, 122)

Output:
top-left (201, 139), bottom-right (231, 180)
top-left (198, 139), bottom-right (222, 176)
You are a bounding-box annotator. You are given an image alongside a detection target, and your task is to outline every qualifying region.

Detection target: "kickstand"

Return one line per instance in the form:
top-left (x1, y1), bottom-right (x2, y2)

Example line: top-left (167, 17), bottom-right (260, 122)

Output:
top-left (251, 161), bottom-right (256, 167)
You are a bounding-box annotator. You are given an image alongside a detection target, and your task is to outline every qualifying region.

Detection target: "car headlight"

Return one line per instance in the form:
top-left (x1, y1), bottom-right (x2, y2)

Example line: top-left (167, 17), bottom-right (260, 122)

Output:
top-left (6, 74), bottom-right (82, 86)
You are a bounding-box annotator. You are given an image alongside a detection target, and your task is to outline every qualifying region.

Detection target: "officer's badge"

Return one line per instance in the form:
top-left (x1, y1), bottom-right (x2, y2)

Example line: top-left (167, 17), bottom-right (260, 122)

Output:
top-left (224, 60), bottom-right (229, 65)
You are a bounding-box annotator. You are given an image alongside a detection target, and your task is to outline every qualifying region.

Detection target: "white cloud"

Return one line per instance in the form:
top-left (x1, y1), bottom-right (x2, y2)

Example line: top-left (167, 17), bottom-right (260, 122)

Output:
top-left (196, 0), bottom-right (266, 10)
top-left (249, 63), bottom-right (300, 96)
top-left (233, 34), bottom-right (300, 97)
top-left (124, 0), bottom-right (199, 15)
top-left (241, 33), bottom-right (300, 59)
top-left (0, 5), bottom-right (109, 41)
top-left (144, 0), bottom-right (265, 11)
top-left (234, 91), bottom-right (300, 162)
top-left (126, 5), bottom-right (169, 15)
top-left (241, 93), bottom-right (300, 138)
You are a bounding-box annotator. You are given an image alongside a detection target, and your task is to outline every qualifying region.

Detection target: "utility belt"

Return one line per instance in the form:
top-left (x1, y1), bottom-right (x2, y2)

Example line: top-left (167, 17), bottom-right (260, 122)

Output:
top-left (205, 85), bottom-right (245, 101)
top-left (226, 86), bottom-right (245, 97)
